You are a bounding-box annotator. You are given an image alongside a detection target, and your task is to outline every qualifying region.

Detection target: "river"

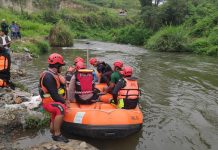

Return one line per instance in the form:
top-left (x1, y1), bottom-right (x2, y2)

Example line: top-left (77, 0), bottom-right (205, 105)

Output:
top-left (11, 40), bottom-right (218, 150)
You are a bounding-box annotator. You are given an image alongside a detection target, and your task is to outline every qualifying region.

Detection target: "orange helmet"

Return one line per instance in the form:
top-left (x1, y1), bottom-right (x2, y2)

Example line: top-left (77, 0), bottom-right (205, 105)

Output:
top-left (113, 60), bottom-right (123, 69)
top-left (74, 57), bottom-right (84, 64)
top-left (76, 61), bottom-right (86, 70)
top-left (123, 66), bottom-right (133, 77)
top-left (48, 53), bottom-right (65, 65)
top-left (89, 58), bottom-right (97, 65)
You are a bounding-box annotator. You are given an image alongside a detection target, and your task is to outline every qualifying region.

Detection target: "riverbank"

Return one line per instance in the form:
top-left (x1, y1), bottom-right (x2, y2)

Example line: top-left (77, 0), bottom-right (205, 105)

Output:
top-left (0, 52), bottom-right (97, 150)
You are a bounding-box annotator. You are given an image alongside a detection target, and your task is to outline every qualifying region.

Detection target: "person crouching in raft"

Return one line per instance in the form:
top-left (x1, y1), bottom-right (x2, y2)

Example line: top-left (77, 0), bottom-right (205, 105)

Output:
top-left (39, 53), bottom-right (70, 143)
top-left (89, 57), bottom-right (112, 84)
top-left (68, 61), bottom-right (99, 104)
top-left (112, 66), bottom-right (140, 109)
top-left (65, 56), bottom-right (84, 85)
top-left (101, 60), bottom-right (124, 104)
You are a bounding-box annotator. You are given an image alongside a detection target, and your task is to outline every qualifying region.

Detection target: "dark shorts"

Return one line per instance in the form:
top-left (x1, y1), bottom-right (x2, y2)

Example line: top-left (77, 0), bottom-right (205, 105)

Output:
top-left (43, 102), bottom-right (66, 123)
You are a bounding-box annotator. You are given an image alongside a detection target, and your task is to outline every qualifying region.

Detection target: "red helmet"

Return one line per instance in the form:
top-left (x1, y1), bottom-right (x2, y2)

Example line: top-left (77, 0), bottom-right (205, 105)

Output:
top-left (123, 66), bottom-right (133, 77)
top-left (74, 57), bottom-right (84, 64)
top-left (76, 61), bottom-right (86, 70)
top-left (113, 60), bottom-right (123, 69)
top-left (48, 53), bottom-right (65, 65)
top-left (89, 58), bottom-right (97, 65)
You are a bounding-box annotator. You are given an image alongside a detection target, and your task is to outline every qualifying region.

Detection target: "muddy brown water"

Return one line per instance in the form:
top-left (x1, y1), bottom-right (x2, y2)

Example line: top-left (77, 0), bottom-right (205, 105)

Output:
top-left (10, 40), bottom-right (218, 150)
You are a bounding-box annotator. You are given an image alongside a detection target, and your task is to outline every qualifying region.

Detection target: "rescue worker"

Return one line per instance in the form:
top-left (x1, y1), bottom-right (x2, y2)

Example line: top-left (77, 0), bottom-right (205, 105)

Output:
top-left (89, 57), bottom-right (112, 84)
top-left (112, 66), bottom-right (140, 109)
top-left (65, 56), bottom-right (84, 84)
top-left (68, 61), bottom-right (99, 104)
top-left (102, 60), bottom-right (123, 104)
top-left (0, 29), bottom-right (13, 89)
top-left (1, 19), bottom-right (9, 35)
top-left (0, 44), bottom-right (11, 88)
top-left (0, 29), bottom-right (11, 54)
top-left (39, 53), bottom-right (69, 143)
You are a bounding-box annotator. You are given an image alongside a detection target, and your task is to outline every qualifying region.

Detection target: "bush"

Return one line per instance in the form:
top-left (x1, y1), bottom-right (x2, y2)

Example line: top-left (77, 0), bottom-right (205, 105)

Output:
top-left (189, 38), bottom-right (209, 54)
top-left (49, 21), bottom-right (74, 47)
top-left (189, 16), bottom-right (216, 37)
top-left (25, 114), bottom-right (50, 129)
top-left (206, 46), bottom-right (218, 56)
top-left (36, 41), bottom-right (50, 54)
top-left (208, 26), bottom-right (218, 45)
top-left (41, 10), bottom-right (59, 24)
top-left (113, 25), bottom-right (152, 45)
top-left (146, 26), bottom-right (188, 52)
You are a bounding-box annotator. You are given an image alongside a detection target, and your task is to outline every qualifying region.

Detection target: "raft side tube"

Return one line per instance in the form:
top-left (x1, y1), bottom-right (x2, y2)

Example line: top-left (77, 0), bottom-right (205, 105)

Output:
top-left (62, 122), bottom-right (142, 139)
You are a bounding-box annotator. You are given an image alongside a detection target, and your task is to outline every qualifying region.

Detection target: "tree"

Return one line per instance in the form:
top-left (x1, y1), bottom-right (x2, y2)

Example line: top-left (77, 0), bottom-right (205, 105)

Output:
top-left (11, 0), bottom-right (27, 14)
top-left (139, 0), bottom-right (152, 7)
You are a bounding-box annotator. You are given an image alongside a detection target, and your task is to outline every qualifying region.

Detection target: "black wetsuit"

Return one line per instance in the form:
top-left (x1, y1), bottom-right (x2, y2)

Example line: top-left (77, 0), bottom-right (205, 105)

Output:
top-left (96, 62), bottom-right (112, 84)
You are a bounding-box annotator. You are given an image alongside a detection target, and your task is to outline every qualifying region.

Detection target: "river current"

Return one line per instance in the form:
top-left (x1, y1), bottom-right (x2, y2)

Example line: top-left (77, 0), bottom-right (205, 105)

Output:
top-left (11, 40), bottom-right (218, 150)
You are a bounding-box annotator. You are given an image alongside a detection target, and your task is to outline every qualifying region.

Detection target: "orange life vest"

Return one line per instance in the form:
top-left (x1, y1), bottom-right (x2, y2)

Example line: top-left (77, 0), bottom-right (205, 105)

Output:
top-left (118, 78), bottom-right (140, 100)
top-left (39, 70), bottom-right (66, 105)
top-left (0, 52), bottom-right (11, 88)
top-left (0, 55), bottom-right (8, 72)
top-left (0, 79), bottom-right (7, 87)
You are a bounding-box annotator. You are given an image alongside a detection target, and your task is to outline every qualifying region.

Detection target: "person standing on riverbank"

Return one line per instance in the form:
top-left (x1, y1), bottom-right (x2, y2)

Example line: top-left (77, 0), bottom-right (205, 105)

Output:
top-left (0, 29), bottom-right (11, 54)
top-left (39, 53), bottom-right (69, 143)
top-left (1, 19), bottom-right (9, 35)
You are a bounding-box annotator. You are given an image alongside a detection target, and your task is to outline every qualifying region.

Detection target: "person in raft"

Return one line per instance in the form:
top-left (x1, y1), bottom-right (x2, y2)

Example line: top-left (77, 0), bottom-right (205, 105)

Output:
top-left (39, 53), bottom-right (69, 143)
top-left (68, 61), bottom-right (99, 104)
top-left (112, 66), bottom-right (140, 109)
top-left (89, 57), bottom-right (112, 84)
top-left (65, 56), bottom-right (84, 85)
top-left (101, 60), bottom-right (124, 103)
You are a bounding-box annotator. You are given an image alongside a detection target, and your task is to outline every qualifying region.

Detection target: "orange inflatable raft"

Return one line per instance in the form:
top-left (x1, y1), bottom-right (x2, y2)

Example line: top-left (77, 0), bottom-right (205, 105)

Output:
top-left (62, 84), bottom-right (143, 138)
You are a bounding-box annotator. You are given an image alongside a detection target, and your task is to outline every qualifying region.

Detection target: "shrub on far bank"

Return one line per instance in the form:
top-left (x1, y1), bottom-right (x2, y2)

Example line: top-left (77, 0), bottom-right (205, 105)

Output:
top-left (189, 38), bottom-right (209, 54)
top-left (146, 26), bottom-right (188, 52)
top-left (36, 41), bottom-right (50, 54)
top-left (49, 21), bottom-right (74, 47)
top-left (113, 25), bottom-right (152, 45)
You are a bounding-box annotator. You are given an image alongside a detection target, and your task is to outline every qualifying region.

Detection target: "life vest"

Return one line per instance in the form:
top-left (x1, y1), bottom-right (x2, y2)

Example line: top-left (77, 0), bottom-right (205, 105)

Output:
top-left (118, 77), bottom-right (140, 100)
top-left (39, 70), bottom-right (66, 105)
top-left (0, 78), bottom-right (7, 87)
top-left (0, 52), bottom-right (11, 88)
top-left (75, 69), bottom-right (94, 95)
top-left (0, 54), bottom-right (9, 73)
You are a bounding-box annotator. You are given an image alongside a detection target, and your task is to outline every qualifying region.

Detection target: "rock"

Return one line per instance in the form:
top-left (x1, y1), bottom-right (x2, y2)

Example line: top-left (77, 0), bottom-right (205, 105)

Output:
top-left (0, 144), bottom-right (5, 150)
top-left (4, 87), bottom-right (12, 93)
top-left (43, 143), bottom-right (52, 149)
top-left (17, 69), bottom-right (26, 76)
top-left (15, 97), bottom-right (22, 104)
top-left (23, 47), bottom-right (30, 53)
top-left (79, 142), bottom-right (87, 148)
top-left (31, 140), bottom-right (97, 150)
top-left (52, 145), bottom-right (58, 150)
top-left (24, 53), bottom-right (33, 61)
top-left (0, 93), bottom-right (14, 105)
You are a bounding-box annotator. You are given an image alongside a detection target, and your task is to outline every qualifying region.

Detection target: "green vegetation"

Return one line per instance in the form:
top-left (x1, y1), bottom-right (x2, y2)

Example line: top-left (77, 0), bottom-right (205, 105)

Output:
top-left (140, 0), bottom-right (218, 56)
top-left (49, 22), bottom-right (74, 47)
top-left (113, 24), bottom-right (152, 45)
top-left (25, 112), bottom-right (50, 129)
top-left (146, 26), bottom-right (188, 52)
top-left (0, 0), bottom-right (217, 56)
